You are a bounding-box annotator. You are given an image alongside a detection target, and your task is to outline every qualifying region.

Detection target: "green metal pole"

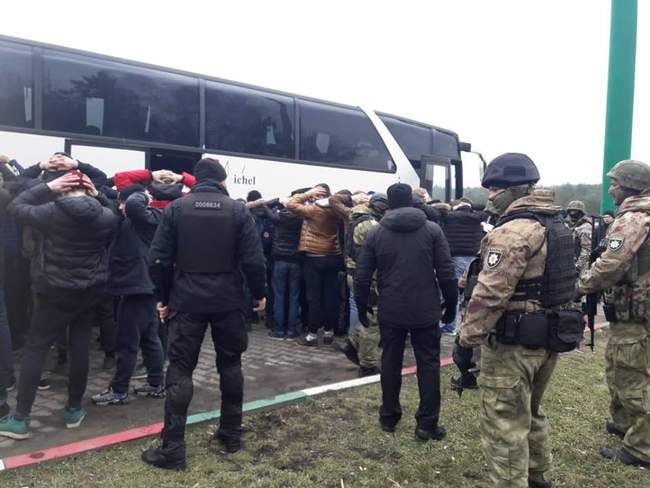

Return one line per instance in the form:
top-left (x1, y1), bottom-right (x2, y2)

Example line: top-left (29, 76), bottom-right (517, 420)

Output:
top-left (601, 0), bottom-right (638, 212)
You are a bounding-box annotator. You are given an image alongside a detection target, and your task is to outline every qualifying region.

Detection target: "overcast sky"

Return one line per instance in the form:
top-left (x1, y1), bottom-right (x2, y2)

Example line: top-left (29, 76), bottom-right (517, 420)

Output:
top-left (4, 1), bottom-right (647, 186)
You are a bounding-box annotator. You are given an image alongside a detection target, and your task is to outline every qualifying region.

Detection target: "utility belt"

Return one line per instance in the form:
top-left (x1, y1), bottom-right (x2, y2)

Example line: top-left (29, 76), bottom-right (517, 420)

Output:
top-left (494, 309), bottom-right (583, 353)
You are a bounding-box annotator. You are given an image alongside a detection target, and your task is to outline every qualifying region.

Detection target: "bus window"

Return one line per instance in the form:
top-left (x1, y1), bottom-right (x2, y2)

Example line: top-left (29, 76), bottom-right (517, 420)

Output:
top-left (378, 116), bottom-right (431, 170)
top-left (0, 41), bottom-right (33, 128)
top-left (42, 51), bottom-right (200, 146)
top-left (432, 129), bottom-right (460, 161)
top-left (299, 101), bottom-right (394, 171)
top-left (205, 82), bottom-right (295, 159)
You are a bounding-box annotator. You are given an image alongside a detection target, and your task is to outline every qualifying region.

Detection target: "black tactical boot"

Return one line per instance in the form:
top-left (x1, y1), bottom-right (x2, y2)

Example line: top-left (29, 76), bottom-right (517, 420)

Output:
top-left (600, 447), bottom-right (650, 467)
top-left (528, 471), bottom-right (552, 488)
top-left (415, 425), bottom-right (447, 441)
top-left (605, 420), bottom-right (626, 439)
top-left (335, 340), bottom-right (360, 365)
top-left (209, 432), bottom-right (241, 454)
top-left (142, 442), bottom-right (186, 470)
top-left (358, 366), bottom-right (380, 377)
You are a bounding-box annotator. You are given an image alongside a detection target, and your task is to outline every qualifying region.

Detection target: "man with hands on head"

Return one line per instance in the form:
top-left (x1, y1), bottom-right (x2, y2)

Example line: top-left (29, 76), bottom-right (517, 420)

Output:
top-left (0, 170), bottom-right (118, 440)
top-left (286, 184), bottom-right (344, 347)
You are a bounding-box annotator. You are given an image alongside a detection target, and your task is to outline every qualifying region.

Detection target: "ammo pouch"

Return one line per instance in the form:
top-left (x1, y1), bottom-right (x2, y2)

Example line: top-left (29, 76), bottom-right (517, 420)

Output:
top-left (495, 310), bottom-right (583, 353)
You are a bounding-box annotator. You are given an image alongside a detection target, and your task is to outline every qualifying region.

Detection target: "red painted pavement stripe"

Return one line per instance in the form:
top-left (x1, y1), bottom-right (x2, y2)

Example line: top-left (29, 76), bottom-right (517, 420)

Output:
top-left (2, 422), bottom-right (164, 470)
top-left (0, 322), bottom-right (608, 472)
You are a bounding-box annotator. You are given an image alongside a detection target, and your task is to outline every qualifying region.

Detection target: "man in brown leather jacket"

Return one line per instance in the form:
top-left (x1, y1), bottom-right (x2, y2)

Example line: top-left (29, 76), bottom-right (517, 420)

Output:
top-left (287, 184), bottom-right (343, 346)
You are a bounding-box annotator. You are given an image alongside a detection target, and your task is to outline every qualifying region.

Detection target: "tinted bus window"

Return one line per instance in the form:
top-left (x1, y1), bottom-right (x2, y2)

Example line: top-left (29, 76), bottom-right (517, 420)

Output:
top-left (379, 116), bottom-right (432, 168)
top-left (432, 128), bottom-right (460, 160)
top-left (206, 82), bottom-right (295, 159)
top-left (299, 101), bottom-right (394, 171)
top-left (0, 42), bottom-right (33, 128)
top-left (42, 52), bottom-right (199, 146)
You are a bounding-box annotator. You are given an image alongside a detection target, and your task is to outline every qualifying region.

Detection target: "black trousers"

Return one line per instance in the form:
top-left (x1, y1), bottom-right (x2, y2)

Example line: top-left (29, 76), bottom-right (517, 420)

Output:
top-left (16, 289), bottom-right (101, 418)
top-left (303, 255), bottom-right (343, 334)
top-left (96, 294), bottom-right (117, 356)
top-left (111, 295), bottom-right (164, 394)
top-left (4, 254), bottom-right (32, 350)
top-left (379, 324), bottom-right (441, 430)
top-left (163, 310), bottom-right (248, 445)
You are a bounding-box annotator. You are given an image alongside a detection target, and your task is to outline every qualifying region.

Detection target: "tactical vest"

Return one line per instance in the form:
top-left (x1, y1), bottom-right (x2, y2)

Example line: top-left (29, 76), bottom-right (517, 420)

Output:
top-left (177, 192), bottom-right (236, 273)
top-left (617, 209), bottom-right (650, 285)
top-left (345, 214), bottom-right (372, 265)
top-left (496, 211), bottom-right (577, 307)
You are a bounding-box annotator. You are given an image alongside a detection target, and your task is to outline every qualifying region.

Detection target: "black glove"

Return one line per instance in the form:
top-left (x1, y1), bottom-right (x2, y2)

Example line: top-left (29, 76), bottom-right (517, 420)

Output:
top-left (441, 304), bottom-right (456, 325)
top-left (439, 279), bottom-right (459, 324)
top-left (452, 336), bottom-right (474, 375)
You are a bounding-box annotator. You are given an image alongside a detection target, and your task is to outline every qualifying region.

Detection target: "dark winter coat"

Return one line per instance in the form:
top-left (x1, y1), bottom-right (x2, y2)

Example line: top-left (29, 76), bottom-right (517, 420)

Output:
top-left (108, 192), bottom-right (162, 296)
top-left (0, 187), bottom-right (13, 286)
top-left (263, 205), bottom-right (302, 261)
top-left (149, 181), bottom-right (266, 314)
top-left (442, 207), bottom-right (488, 257)
top-left (354, 207), bottom-right (457, 328)
top-left (8, 183), bottom-right (118, 294)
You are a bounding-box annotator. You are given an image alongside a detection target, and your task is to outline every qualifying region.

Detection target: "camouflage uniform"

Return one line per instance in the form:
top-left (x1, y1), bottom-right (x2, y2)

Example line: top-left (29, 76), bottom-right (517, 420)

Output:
top-left (347, 204), bottom-right (380, 368)
top-left (459, 190), bottom-right (562, 487)
top-left (577, 193), bottom-right (650, 464)
top-left (569, 216), bottom-right (593, 275)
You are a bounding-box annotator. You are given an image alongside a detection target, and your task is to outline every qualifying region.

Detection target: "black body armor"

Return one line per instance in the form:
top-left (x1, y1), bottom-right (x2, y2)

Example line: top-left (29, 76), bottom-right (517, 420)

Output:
top-left (494, 211), bottom-right (582, 352)
top-left (497, 211), bottom-right (578, 307)
top-left (177, 192), bottom-right (236, 273)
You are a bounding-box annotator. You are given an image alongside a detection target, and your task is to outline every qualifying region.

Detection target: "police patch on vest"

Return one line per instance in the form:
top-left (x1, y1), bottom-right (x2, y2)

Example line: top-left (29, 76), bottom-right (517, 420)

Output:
top-left (608, 237), bottom-right (624, 252)
top-left (486, 249), bottom-right (504, 269)
top-left (194, 201), bottom-right (222, 209)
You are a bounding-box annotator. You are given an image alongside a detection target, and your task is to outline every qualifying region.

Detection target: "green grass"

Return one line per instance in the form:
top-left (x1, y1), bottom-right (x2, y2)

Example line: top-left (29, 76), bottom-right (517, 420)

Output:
top-left (3, 329), bottom-right (649, 487)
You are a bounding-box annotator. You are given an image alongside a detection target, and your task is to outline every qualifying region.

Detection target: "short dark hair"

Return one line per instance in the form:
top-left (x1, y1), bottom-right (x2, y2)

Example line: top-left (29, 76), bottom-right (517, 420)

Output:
top-left (315, 183), bottom-right (331, 196)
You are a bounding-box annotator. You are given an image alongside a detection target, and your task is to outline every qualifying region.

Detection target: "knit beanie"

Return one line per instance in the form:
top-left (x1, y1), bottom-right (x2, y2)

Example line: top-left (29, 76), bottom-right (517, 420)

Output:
top-left (387, 183), bottom-right (413, 209)
top-left (194, 158), bottom-right (227, 183)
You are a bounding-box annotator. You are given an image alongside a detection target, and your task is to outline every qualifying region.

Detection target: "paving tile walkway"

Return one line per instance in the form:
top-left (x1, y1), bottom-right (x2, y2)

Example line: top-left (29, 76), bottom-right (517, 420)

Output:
top-left (0, 325), bottom-right (455, 458)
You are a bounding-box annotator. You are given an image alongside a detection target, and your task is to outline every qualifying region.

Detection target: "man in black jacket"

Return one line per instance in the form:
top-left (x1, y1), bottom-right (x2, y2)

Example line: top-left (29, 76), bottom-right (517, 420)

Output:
top-left (0, 171), bottom-right (118, 440)
top-left (440, 198), bottom-right (488, 334)
top-left (262, 194), bottom-right (303, 339)
top-left (92, 185), bottom-right (165, 406)
top-left (142, 158), bottom-right (266, 470)
top-left (355, 183), bottom-right (457, 440)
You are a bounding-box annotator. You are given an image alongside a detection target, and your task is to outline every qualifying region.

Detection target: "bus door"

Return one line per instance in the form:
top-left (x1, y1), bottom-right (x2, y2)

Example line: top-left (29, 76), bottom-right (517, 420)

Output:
top-left (66, 141), bottom-right (146, 178)
top-left (149, 148), bottom-right (202, 175)
top-left (420, 155), bottom-right (451, 203)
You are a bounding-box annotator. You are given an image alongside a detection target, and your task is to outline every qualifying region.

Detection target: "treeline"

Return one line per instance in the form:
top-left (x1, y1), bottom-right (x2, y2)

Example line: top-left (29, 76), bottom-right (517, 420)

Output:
top-left (462, 184), bottom-right (602, 214)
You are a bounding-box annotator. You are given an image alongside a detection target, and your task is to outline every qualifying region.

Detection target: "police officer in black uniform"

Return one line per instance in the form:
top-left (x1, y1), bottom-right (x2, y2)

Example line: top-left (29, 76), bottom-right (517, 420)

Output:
top-left (142, 158), bottom-right (266, 470)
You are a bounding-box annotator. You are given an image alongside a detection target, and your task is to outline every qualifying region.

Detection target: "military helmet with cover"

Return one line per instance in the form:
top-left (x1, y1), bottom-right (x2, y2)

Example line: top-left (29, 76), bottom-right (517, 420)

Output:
top-left (481, 153), bottom-right (540, 189)
top-left (369, 192), bottom-right (388, 215)
top-left (607, 160), bottom-right (650, 191)
top-left (566, 200), bottom-right (586, 213)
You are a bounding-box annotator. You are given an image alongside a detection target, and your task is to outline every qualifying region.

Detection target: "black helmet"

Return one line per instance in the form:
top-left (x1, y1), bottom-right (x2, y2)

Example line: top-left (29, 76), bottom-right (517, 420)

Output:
top-left (481, 153), bottom-right (540, 189)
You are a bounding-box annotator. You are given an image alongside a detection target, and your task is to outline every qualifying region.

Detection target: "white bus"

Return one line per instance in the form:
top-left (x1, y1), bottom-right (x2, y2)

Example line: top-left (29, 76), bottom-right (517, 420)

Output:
top-left (0, 35), bottom-right (475, 201)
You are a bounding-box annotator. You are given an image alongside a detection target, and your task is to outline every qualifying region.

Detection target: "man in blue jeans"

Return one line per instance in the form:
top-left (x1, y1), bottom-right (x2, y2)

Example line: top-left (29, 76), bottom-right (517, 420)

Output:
top-left (255, 194), bottom-right (303, 339)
